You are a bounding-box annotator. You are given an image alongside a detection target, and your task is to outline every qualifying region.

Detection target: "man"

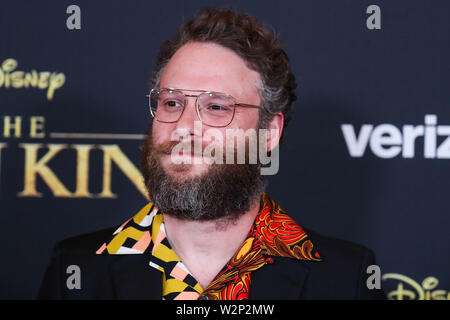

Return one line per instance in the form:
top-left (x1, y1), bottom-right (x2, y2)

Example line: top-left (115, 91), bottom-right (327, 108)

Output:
top-left (38, 8), bottom-right (385, 300)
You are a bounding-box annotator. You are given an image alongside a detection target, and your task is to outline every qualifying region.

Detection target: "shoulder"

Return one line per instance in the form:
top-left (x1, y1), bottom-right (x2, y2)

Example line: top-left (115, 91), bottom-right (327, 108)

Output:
top-left (303, 226), bottom-right (376, 264)
top-left (251, 224), bottom-right (385, 299)
top-left (297, 226), bottom-right (385, 299)
top-left (38, 226), bottom-right (124, 299)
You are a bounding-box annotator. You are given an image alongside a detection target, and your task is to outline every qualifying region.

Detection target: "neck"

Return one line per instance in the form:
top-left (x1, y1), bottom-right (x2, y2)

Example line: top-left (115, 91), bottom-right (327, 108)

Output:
top-left (162, 196), bottom-right (261, 288)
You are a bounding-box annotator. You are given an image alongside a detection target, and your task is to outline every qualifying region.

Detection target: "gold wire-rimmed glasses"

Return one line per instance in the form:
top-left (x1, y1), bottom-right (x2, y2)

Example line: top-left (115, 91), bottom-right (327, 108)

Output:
top-left (146, 88), bottom-right (263, 127)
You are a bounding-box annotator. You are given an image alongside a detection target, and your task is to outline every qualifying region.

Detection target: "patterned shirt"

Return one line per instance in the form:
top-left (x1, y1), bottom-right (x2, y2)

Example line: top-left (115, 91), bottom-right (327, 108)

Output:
top-left (96, 193), bottom-right (322, 300)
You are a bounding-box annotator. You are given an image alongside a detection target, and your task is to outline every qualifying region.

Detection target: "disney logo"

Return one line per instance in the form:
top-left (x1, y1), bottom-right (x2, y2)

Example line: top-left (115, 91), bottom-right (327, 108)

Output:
top-left (382, 273), bottom-right (449, 300)
top-left (0, 58), bottom-right (65, 100)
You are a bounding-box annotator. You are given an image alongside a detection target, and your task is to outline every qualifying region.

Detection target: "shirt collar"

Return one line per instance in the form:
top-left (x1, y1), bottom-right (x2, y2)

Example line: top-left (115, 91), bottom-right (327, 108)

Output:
top-left (97, 192), bottom-right (321, 261)
top-left (255, 192), bottom-right (322, 261)
top-left (96, 193), bottom-right (321, 299)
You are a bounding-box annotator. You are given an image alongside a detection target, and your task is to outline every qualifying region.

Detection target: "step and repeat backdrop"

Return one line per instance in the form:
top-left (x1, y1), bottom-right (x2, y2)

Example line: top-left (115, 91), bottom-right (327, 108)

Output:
top-left (1, 0), bottom-right (449, 299)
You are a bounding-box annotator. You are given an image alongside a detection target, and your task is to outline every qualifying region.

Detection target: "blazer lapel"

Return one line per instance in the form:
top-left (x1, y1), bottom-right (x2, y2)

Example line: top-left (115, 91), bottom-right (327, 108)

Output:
top-left (109, 254), bottom-right (162, 300)
top-left (107, 252), bottom-right (310, 300)
top-left (249, 257), bottom-right (310, 300)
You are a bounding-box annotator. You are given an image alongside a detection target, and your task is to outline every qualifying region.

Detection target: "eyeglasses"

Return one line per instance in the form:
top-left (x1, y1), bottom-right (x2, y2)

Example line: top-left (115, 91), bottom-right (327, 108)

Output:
top-left (147, 88), bottom-right (263, 127)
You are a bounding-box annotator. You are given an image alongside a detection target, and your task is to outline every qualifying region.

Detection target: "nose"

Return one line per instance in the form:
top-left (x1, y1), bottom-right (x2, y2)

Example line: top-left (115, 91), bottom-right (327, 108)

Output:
top-left (173, 96), bottom-right (200, 140)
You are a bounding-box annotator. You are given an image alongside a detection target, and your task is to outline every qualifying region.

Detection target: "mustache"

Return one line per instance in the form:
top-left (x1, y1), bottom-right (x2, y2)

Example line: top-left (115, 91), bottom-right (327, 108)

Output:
top-left (155, 140), bottom-right (205, 156)
top-left (153, 138), bottom-right (258, 164)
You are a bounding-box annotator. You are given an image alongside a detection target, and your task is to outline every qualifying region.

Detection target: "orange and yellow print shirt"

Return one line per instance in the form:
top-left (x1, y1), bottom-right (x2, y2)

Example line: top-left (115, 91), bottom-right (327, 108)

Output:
top-left (96, 193), bottom-right (322, 300)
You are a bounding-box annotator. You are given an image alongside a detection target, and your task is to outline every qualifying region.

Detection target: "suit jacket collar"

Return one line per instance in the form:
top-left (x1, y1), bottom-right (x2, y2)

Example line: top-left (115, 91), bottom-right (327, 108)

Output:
top-left (250, 256), bottom-right (310, 300)
top-left (108, 254), bottom-right (310, 300)
top-left (99, 193), bottom-right (322, 300)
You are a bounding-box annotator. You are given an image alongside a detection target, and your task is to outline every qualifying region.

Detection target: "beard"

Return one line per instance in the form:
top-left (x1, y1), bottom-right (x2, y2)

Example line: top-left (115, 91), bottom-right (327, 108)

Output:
top-left (140, 126), bottom-right (266, 222)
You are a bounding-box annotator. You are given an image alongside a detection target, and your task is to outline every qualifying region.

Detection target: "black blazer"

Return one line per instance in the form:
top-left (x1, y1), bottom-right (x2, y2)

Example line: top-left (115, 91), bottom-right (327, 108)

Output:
top-left (37, 226), bottom-right (386, 300)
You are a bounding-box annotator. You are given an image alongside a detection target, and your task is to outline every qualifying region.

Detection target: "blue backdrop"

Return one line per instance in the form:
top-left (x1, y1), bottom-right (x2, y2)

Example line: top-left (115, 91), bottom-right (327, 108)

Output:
top-left (0, 0), bottom-right (449, 299)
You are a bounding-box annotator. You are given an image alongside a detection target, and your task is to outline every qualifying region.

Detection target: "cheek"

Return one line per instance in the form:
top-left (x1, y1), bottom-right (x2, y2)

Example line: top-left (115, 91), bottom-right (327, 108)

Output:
top-left (151, 122), bottom-right (174, 144)
top-left (232, 109), bottom-right (260, 130)
top-left (219, 111), bottom-right (260, 151)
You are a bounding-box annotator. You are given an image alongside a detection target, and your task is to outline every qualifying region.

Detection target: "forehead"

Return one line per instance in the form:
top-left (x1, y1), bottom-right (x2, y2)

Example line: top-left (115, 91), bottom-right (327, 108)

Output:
top-left (160, 42), bottom-right (261, 101)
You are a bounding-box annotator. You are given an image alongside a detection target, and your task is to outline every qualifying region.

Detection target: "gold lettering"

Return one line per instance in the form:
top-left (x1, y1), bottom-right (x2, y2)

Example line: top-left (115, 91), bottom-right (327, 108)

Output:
top-left (0, 59), bottom-right (18, 88)
top-left (23, 70), bottom-right (38, 88)
top-left (431, 290), bottom-right (447, 300)
top-left (422, 276), bottom-right (439, 300)
top-left (38, 72), bottom-right (50, 89)
top-left (0, 59), bottom-right (65, 100)
top-left (0, 142), bottom-right (7, 179)
top-left (383, 273), bottom-right (449, 300)
top-left (3, 116), bottom-right (22, 138)
top-left (47, 73), bottom-right (65, 100)
top-left (29, 116), bottom-right (46, 138)
top-left (98, 145), bottom-right (148, 199)
top-left (10, 71), bottom-right (24, 88)
top-left (18, 143), bottom-right (72, 197)
top-left (388, 282), bottom-right (416, 300)
top-left (72, 144), bottom-right (94, 198)
top-left (2, 59), bottom-right (18, 72)
top-left (383, 273), bottom-right (424, 300)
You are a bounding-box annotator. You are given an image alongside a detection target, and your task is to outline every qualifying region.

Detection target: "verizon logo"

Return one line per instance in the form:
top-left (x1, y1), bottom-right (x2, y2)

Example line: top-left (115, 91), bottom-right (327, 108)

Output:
top-left (341, 115), bottom-right (450, 159)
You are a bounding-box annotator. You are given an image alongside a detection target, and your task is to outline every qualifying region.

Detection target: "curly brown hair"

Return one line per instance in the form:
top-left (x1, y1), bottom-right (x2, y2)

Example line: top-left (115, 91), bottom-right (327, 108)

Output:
top-left (150, 8), bottom-right (297, 134)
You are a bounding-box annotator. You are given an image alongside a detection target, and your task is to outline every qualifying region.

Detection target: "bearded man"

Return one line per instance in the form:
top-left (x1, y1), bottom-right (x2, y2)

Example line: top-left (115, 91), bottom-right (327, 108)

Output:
top-left (38, 8), bottom-right (385, 300)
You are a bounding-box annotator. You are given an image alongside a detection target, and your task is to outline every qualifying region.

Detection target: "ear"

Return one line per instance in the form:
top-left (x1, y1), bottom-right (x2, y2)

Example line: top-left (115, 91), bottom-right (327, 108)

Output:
top-left (265, 112), bottom-right (284, 152)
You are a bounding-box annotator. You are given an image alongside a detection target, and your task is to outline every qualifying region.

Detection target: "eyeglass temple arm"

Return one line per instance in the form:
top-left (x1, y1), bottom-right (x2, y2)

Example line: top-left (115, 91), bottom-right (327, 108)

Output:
top-left (235, 103), bottom-right (264, 109)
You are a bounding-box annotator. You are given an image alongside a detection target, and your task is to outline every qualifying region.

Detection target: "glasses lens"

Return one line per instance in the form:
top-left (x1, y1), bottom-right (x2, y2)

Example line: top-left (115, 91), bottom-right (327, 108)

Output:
top-left (149, 89), bottom-right (184, 122)
top-left (198, 92), bottom-right (235, 127)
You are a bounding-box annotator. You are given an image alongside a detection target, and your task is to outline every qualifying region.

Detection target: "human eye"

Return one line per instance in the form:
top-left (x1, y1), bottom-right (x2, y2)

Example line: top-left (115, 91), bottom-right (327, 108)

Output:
top-left (159, 94), bottom-right (183, 112)
top-left (207, 104), bottom-right (230, 111)
top-left (164, 100), bottom-right (182, 108)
